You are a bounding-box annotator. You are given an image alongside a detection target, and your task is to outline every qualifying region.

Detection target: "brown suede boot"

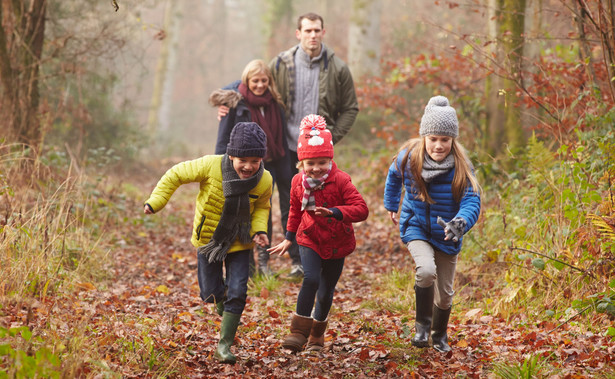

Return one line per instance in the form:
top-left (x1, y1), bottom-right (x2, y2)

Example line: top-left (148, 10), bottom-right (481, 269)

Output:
top-left (306, 319), bottom-right (328, 351)
top-left (281, 313), bottom-right (313, 352)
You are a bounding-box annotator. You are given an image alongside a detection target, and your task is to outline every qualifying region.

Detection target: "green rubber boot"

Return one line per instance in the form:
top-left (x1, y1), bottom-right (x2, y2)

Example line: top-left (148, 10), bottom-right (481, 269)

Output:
top-left (214, 311), bottom-right (241, 363)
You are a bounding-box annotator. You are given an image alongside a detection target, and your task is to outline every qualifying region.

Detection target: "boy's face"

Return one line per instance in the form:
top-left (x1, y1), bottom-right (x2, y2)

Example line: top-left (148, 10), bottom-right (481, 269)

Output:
top-left (229, 156), bottom-right (262, 179)
top-left (302, 157), bottom-right (331, 180)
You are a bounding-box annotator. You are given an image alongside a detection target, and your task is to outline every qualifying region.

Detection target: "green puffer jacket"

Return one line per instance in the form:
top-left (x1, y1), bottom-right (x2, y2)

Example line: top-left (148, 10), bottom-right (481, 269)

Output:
top-left (145, 155), bottom-right (272, 252)
top-left (269, 44), bottom-right (359, 144)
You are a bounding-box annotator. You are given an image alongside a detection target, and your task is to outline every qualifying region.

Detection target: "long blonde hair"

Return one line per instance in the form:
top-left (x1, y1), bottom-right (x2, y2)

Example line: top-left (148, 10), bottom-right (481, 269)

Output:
top-left (241, 59), bottom-right (284, 109)
top-left (395, 137), bottom-right (481, 204)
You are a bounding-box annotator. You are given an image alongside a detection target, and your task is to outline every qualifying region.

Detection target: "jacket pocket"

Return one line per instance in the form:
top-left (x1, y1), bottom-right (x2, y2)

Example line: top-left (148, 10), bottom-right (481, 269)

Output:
top-left (196, 215), bottom-right (206, 240)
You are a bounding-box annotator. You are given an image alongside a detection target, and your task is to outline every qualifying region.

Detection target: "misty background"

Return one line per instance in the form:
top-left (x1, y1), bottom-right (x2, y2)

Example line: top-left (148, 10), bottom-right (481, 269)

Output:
top-left (107, 0), bottom-right (496, 157)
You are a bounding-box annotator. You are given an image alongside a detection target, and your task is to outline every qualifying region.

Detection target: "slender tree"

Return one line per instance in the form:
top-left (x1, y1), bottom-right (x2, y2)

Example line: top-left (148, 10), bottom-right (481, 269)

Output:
top-left (0, 0), bottom-right (47, 147)
top-left (484, 0), bottom-right (526, 157)
top-left (348, 0), bottom-right (381, 79)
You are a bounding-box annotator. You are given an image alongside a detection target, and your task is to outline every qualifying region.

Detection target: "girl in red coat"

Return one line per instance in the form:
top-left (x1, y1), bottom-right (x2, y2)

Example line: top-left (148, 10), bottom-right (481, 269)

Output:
top-left (269, 114), bottom-right (369, 352)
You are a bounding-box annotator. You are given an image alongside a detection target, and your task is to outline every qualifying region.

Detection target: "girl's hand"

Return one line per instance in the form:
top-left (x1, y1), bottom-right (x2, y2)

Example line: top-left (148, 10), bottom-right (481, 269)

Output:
top-left (388, 211), bottom-right (398, 226)
top-left (144, 205), bottom-right (154, 214)
top-left (268, 240), bottom-right (292, 256)
top-left (253, 233), bottom-right (269, 247)
top-left (314, 206), bottom-right (333, 217)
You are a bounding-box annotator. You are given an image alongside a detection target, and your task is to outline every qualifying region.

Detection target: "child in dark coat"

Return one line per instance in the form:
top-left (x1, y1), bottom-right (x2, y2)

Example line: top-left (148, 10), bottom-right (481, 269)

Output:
top-left (269, 114), bottom-right (369, 352)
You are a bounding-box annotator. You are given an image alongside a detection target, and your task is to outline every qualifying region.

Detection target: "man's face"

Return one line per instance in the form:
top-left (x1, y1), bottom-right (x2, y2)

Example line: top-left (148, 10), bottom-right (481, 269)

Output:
top-left (229, 156), bottom-right (262, 179)
top-left (296, 18), bottom-right (325, 57)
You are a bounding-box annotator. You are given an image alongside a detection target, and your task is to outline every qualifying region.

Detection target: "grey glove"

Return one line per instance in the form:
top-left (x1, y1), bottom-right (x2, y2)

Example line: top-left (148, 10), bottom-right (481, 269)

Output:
top-left (437, 216), bottom-right (466, 242)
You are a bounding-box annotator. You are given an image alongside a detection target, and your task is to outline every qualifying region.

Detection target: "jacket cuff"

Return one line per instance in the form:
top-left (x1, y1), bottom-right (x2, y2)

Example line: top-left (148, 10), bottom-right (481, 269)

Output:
top-left (285, 231), bottom-right (296, 242)
top-left (144, 203), bottom-right (154, 213)
top-left (330, 208), bottom-right (343, 220)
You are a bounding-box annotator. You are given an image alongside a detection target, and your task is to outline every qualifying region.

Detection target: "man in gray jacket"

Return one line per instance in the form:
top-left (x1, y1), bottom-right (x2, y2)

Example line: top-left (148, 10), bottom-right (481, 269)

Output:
top-left (217, 12), bottom-right (359, 278)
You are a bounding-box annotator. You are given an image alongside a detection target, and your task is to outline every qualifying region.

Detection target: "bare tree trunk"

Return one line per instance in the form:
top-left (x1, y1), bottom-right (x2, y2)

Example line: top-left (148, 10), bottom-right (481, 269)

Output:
top-left (484, 0), bottom-right (506, 156)
top-left (147, 3), bottom-right (176, 136)
top-left (484, 0), bottom-right (526, 157)
top-left (0, 0), bottom-right (47, 148)
top-left (502, 0), bottom-right (526, 153)
top-left (265, 0), bottom-right (294, 59)
top-left (572, 0), bottom-right (598, 87)
top-left (348, 0), bottom-right (381, 79)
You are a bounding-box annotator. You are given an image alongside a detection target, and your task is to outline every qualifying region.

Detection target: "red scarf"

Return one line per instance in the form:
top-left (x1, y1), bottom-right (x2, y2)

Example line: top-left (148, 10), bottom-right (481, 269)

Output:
top-left (238, 83), bottom-right (285, 161)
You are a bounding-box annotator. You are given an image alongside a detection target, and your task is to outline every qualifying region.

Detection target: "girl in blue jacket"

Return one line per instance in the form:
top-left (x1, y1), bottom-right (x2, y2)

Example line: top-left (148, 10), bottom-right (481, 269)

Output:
top-left (383, 96), bottom-right (481, 352)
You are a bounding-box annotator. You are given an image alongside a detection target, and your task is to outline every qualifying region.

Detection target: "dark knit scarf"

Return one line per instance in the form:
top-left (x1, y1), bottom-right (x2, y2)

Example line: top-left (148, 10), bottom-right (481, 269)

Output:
top-left (238, 83), bottom-right (285, 161)
top-left (421, 153), bottom-right (455, 183)
top-left (198, 154), bottom-right (264, 263)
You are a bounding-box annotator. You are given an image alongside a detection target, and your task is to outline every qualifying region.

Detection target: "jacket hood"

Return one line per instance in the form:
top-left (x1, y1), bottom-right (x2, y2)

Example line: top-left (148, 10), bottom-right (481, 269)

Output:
top-left (209, 88), bottom-right (243, 108)
top-left (278, 43), bottom-right (335, 66)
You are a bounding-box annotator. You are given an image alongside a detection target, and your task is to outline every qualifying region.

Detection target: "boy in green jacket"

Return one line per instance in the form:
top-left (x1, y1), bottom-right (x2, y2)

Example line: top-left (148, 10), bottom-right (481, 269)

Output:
top-left (144, 122), bottom-right (273, 364)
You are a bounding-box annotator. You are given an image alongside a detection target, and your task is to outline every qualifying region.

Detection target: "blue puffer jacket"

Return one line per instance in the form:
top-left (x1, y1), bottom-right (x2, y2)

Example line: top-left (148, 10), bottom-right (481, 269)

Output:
top-left (383, 149), bottom-right (481, 255)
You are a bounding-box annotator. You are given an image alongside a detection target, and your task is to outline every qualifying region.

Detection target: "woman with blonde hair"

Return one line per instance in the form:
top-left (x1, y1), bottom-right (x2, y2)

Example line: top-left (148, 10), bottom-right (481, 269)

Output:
top-left (210, 59), bottom-right (294, 277)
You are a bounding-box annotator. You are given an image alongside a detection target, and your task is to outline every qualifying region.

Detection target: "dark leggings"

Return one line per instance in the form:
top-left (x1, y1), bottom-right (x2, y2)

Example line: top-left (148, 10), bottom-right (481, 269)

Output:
top-left (295, 245), bottom-right (345, 321)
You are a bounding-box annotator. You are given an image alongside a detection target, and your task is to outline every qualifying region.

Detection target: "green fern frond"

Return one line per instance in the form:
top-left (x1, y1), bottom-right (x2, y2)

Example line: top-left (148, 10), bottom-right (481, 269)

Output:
top-left (526, 134), bottom-right (555, 172)
top-left (587, 213), bottom-right (615, 242)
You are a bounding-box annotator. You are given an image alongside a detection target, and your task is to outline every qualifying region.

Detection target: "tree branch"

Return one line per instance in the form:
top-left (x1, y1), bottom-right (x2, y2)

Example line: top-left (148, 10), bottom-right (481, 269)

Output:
top-left (509, 246), bottom-right (594, 278)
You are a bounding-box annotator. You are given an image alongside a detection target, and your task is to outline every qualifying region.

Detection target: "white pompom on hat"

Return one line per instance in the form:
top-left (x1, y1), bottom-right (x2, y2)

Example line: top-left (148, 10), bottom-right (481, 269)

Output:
top-left (419, 96), bottom-right (459, 138)
top-left (297, 114), bottom-right (334, 160)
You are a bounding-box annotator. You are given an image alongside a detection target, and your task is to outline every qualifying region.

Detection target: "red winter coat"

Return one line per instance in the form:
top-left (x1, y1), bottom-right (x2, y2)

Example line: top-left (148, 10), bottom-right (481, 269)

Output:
top-left (287, 162), bottom-right (369, 259)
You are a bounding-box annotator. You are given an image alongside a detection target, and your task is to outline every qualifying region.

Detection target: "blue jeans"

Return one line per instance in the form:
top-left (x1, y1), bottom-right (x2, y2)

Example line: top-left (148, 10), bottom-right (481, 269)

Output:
top-left (296, 245), bottom-right (345, 321)
top-left (197, 249), bottom-right (250, 315)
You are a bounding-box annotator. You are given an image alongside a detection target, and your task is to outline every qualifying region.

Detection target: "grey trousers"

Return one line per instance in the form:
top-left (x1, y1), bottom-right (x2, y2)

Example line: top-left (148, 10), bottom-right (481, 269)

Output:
top-left (407, 240), bottom-right (458, 309)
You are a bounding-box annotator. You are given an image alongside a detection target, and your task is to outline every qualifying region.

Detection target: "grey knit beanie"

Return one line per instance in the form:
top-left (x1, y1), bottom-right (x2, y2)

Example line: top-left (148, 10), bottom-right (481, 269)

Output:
top-left (419, 96), bottom-right (459, 138)
top-left (226, 122), bottom-right (267, 158)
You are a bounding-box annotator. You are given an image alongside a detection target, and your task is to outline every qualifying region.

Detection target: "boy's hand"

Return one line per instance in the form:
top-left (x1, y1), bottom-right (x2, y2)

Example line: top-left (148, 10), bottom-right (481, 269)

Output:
top-left (314, 206), bottom-right (332, 217)
top-left (143, 205), bottom-right (154, 214)
top-left (253, 233), bottom-right (269, 247)
top-left (217, 105), bottom-right (229, 121)
top-left (268, 240), bottom-right (292, 257)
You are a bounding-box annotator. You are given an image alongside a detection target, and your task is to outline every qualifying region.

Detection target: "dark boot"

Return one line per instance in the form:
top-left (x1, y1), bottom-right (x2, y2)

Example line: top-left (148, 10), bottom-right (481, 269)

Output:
top-left (431, 305), bottom-right (452, 353)
top-left (214, 300), bottom-right (224, 316)
top-left (411, 285), bottom-right (434, 348)
top-left (257, 245), bottom-right (274, 276)
top-left (306, 319), bottom-right (328, 351)
top-left (282, 313), bottom-right (313, 352)
top-left (214, 312), bottom-right (241, 363)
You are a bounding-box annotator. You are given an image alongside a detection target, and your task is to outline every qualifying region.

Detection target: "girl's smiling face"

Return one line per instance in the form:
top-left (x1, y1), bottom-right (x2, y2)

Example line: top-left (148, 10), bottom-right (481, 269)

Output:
top-left (425, 135), bottom-right (453, 162)
top-left (229, 156), bottom-right (262, 179)
top-left (302, 157), bottom-right (331, 179)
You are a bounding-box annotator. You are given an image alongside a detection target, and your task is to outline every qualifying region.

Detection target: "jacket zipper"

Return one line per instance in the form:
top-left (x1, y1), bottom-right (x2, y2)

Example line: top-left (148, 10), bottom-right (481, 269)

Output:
top-left (426, 183), bottom-right (432, 236)
top-left (196, 215), bottom-right (206, 240)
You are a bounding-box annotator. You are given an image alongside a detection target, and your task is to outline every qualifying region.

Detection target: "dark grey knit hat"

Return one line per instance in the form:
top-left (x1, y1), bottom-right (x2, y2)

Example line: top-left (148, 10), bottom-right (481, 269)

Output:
top-left (226, 122), bottom-right (267, 158)
top-left (419, 96), bottom-right (459, 138)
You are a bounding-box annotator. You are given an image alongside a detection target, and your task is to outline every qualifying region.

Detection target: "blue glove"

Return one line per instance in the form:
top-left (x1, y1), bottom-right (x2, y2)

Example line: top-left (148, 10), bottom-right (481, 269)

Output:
top-left (437, 216), bottom-right (466, 242)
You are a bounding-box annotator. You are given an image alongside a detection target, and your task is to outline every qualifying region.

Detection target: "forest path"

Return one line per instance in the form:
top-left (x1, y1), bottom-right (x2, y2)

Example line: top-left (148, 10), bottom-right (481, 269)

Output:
top-left (86, 191), bottom-right (612, 377)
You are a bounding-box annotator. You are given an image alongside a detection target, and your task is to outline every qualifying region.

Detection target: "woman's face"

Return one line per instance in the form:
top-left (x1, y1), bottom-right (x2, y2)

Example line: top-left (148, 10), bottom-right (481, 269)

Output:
top-left (302, 157), bottom-right (331, 180)
top-left (248, 72), bottom-right (269, 96)
top-left (425, 135), bottom-right (453, 162)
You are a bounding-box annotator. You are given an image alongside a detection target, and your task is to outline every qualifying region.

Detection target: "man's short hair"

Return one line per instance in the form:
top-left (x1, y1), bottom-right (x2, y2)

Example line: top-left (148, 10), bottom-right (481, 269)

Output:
top-left (297, 12), bottom-right (324, 30)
